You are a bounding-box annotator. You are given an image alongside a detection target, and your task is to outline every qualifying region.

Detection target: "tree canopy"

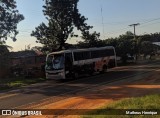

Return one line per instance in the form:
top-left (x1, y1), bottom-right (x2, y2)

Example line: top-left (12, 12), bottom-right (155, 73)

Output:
top-left (103, 31), bottom-right (160, 62)
top-left (31, 0), bottom-right (92, 51)
top-left (77, 31), bottom-right (104, 48)
top-left (0, 0), bottom-right (24, 43)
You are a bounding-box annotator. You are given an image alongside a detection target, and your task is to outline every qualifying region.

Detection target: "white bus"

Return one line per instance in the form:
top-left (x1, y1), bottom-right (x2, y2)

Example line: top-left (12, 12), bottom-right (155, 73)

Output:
top-left (45, 46), bottom-right (117, 79)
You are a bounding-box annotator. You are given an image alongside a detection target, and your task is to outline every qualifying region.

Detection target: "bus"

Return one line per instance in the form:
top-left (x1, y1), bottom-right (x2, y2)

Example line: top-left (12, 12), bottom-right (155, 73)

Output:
top-left (45, 46), bottom-right (117, 79)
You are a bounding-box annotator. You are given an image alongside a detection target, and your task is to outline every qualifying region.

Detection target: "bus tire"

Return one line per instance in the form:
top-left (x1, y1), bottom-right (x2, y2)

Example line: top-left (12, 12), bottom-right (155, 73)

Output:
top-left (89, 63), bottom-right (95, 75)
top-left (100, 65), bottom-right (107, 74)
top-left (89, 70), bottom-right (94, 75)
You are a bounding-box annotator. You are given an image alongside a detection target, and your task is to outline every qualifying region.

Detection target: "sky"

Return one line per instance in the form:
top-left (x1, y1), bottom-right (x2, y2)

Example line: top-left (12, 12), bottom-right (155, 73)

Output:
top-left (6, 0), bottom-right (160, 51)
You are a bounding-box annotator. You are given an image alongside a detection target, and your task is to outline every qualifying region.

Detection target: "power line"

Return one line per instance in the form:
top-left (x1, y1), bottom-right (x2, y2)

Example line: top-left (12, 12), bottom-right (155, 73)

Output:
top-left (90, 17), bottom-right (160, 38)
top-left (139, 19), bottom-right (160, 28)
top-left (140, 17), bottom-right (160, 25)
top-left (101, 17), bottom-right (160, 37)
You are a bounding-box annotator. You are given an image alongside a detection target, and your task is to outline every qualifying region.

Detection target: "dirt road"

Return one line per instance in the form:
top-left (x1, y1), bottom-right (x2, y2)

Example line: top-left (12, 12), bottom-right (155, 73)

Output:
top-left (1, 62), bottom-right (160, 118)
top-left (24, 63), bottom-right (160, 118)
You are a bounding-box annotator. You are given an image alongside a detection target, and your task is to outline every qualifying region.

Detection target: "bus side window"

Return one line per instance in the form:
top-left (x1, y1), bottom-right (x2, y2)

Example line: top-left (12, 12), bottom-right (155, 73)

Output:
top-left (65, 53), bottom-right (73, 67)
top-left (83, 51), bottom-right (90, 59)
top-left (110, 49), bottom-right (114, 56)
top-left (105, 49), bottom-right (112, 56)
top-left (107, 49), bottom-right (114, 56)
top-left (74, 52), bottom-right (83, 61)
top-left (91, 50), bottom-right (99, 58)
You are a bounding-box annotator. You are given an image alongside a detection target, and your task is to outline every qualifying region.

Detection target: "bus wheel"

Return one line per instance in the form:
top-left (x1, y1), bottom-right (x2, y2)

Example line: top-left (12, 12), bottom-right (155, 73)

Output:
top-left (89, 70), bottom-right (94, 75)
top-left (89, 64), bottom-right (94, 75)
top-left (100, 65), bottom-right (107, 74)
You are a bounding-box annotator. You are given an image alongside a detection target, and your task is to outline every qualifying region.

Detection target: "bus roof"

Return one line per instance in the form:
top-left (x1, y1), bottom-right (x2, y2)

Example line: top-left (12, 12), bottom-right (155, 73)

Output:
top-left (48, 46), bottom-right (115, 55)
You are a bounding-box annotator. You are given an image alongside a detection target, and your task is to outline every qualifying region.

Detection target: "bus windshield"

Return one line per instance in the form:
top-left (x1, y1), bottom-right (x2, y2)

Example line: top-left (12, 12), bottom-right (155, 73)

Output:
top-left (46, 54), bottom-right (64, 70)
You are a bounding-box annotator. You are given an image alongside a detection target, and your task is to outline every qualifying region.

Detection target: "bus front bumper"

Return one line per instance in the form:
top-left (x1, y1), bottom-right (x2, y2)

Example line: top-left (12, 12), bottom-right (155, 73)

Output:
top-left (45, 70), bottom-right (65, 79)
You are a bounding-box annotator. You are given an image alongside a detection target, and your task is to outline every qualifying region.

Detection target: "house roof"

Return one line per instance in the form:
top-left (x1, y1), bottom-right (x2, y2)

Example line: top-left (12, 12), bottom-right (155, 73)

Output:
top-left (10, 50), bottom-right (43, 59)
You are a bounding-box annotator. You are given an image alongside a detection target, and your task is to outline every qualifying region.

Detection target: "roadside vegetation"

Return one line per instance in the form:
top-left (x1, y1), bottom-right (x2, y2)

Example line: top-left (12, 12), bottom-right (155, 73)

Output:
top-left (0, 77), bottom-right (46, 91)
top-left (82, 94), bottom-right (160, 118)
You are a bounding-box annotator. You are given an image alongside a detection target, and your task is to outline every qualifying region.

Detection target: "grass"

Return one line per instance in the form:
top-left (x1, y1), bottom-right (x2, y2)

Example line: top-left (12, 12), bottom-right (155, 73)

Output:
top-left (82, 94), bottom-right (160, 118)
top-left (0, 77), bottom-right (46, 91)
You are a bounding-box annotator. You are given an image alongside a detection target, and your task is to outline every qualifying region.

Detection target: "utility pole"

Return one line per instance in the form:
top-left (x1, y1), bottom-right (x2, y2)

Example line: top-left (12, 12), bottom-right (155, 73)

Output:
top-left (129, 23), bottom-right (140, 60)
top-left (101, 5), bottom-right (105, 40)
top-left (129, 23), bottom-right (140, 39)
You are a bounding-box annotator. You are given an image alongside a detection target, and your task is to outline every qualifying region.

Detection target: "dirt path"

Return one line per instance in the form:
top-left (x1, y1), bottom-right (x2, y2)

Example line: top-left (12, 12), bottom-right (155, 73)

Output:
top-left (21, 69), bottom-right (160, 118)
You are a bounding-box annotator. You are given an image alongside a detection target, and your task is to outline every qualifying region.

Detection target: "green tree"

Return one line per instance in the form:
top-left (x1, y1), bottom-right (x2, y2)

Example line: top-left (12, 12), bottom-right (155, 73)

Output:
top-left (103, 37), bottom-right (118, 47)
top-left (0, 0), bottom-right (24, 43)
top-left (103, 31), bottom-right (134, 63)
top-left (0, 44), bottom-right (12, 70)
top-left (150, 32), bottom-right (160, 42)
top-left (117, 32), bottom-right (135, 62)
top-left (0, 44), bottom-right (12, 55)
top-left (140, 41), bottom-right (154, 59)
top-left (31, 0), bottom-right (92, 51)
top-left (0, 0), bottom-right (23, 73)
top-left (136, 33), bottom-right (160, 58)
top-left (77, 31), bottom-right (104, 48)
top-left (107, 31), bottom-right (134, 55)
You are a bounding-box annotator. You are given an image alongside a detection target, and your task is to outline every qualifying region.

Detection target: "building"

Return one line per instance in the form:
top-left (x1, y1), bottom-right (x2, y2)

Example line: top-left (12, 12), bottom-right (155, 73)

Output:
top-left (10, 50), bottom-right (46, 77)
